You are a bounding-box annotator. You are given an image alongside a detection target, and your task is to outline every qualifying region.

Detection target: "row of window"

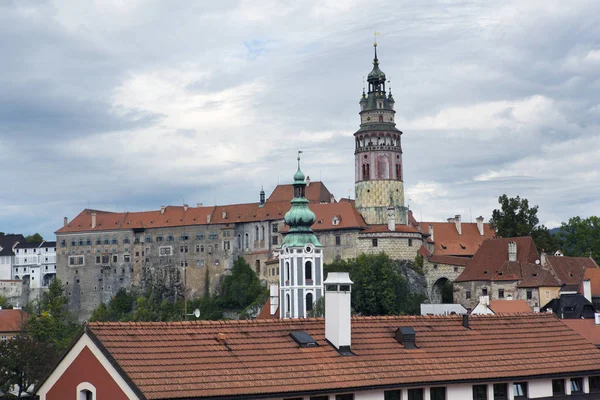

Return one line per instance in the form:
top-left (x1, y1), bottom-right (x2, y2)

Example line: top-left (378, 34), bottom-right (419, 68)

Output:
top-left (372, 238), bottom-right (414, 248)
top-left (15, 247), bottom-right (55, 254)
top-left (466, 288), bottom-right (534, 300)
top-left (283, 377), bottom-right (600, 400)
top-left (61, 232), bottom-right (223, 248)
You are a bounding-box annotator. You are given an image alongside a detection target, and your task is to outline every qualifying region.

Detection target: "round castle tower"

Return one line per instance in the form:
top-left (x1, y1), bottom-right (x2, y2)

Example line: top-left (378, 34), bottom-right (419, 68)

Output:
top-left (354, 42), bottom-right (407, 225)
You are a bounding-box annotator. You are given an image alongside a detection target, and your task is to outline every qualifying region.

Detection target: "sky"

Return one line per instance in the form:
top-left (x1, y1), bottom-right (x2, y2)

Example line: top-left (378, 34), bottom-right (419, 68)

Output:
top-left (1, 0), bottom-right (599, 239)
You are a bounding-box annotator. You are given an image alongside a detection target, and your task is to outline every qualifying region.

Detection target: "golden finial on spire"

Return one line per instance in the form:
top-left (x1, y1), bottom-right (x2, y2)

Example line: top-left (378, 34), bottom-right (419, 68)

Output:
top-left (374, 31), bottom-right (380, 46)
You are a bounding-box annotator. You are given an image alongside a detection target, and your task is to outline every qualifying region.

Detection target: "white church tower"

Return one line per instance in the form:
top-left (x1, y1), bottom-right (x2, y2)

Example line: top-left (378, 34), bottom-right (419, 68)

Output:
top-left (279, 152), bottom-right (324, 319)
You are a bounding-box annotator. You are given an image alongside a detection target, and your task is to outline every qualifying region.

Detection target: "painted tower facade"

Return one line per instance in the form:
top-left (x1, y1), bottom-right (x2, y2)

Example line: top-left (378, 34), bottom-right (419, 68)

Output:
top-left (354, 43), bottom-right (406, 225)
top-left (279, 153), bottom-right (324, 319)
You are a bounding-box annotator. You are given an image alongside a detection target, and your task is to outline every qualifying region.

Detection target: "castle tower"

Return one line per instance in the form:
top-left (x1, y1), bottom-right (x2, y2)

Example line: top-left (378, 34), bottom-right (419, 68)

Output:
top-left (279, 152), bottom-right (323, 319)
top-left (354, 42), bottom-right (406, 225)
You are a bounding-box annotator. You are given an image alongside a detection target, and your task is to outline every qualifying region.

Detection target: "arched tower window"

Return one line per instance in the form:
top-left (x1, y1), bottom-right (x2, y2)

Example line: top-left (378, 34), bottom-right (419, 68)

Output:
top-left (77, 383), bottom-right (96, 400)
top-left (377, 155), bottom-right (389, 179)
top-left (286, 293), bottom-right (291, 313)
top-left (237, 234), bottom-right (241, 249)
top-left (261, 226), bottom-right (265, 241)
top-left (396, 163), bottom-right (402, 180)
top-left (285, 262), bottom-right (290, 284)
top-left (255, 226), bottom-right (259, 241)
top-left (244, 233), bottom-right (249, 248)
top-left (378, 115), bottom-right (383, 122)
top-left (255, 260), bottom-right (260, 275)
top-left (305, 261), bottom-right (312, 281)
top-left (306, 292), bottom-right (314, 312)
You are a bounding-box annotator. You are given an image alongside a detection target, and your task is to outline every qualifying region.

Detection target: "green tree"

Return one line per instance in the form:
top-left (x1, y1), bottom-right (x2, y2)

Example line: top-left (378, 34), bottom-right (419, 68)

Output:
top-left (0, 335), bottom-right (56, 398)
top-left (557, 216), bottom-right (600, 263)
top-left (25, 233), bottom-right (44, 243)
top-left (325, 253), bottom-right (424, 316)
top-left (531, 225), bottom-right (560, 253)
top-left (219, 257), bottom-right (266, 310)
top-left (0, 295), bottom-right (11, 309)
top-left (490, 195), bottom-right (539, 238)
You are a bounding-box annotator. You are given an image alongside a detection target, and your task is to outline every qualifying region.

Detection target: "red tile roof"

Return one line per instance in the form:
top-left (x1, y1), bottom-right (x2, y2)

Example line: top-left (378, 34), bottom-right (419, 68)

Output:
top-left (455, 237), bottom-right (540, 282)
top-left (488, 300), bottom-right (533, 314)
top-left (517, 264), bottom-right (561, 288)
top-left (417, 221), bottom-right (495, 257)
top-left (0, 309), bottom-right (27, 333)
top-left (584, 268), bottom-right (600, 296)
top-left (545, 255), bottom-right (599, 286)
top-left (85, 314), bottom-right (600, 399)
top-left (562, 319), bottom-right (600, 346)
top-left (428, 255), bottom-right (470, 266)
top-left (267, 181), bottom-right (333, 203)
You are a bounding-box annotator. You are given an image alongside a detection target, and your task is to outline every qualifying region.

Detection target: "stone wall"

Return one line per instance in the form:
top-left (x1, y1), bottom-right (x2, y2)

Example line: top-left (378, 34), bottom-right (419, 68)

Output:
top-left (423, 260), bottom-right (465, 304)
top-left (356, 232), bottom-right (421, 260)
top-left (454, 280), bottom-right (541, 310)
top-left (355, 180), bottom-right (405, 225)
top-left (0, 280), bottom-right (22, 307)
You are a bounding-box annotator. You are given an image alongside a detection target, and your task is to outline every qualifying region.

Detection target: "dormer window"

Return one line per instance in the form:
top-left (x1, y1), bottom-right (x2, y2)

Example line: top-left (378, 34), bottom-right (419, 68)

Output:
top-left (332, 216), bottom-right (340, 226)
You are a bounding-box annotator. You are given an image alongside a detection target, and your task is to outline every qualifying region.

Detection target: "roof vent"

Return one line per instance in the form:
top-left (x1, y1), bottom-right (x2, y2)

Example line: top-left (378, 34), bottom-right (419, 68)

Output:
top-left (289, 331), bottom-right (318, 348)
top-left (462, 314), bottom-right (470, 329)
top-left (395, 327), bottom-right (417, 349)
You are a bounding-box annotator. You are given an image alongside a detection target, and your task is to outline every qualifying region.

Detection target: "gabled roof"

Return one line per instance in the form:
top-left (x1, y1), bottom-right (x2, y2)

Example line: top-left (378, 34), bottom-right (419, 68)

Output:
top-left (584, 268), bottom-right (600, 297)
top-left (267, 181), bottom-right (333, 203)
top-left (0, 309), bottom-right (27, 333)
top-left (488, 300), bottom-right (533, 314)
top-left (78, 314), bottom-right (600, 399)
top-left (417, 245), bottom-right (469, 266)
top-left (545, 255), bottom-right (599, 286)
top-left (417, 221), bottom-right (495, 257)
top-left (518, 264), bottom-right (561, 288)
top-left (455, 237), bottom-right (540, 282)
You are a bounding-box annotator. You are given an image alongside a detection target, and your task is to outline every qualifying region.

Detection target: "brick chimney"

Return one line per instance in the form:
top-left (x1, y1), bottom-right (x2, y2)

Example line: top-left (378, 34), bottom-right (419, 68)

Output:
top-left (455, 214), bottom-right (462, 236)
top-left (476, 216), bottom-right (484, 236)
top-left (508, 241), bottom-right (517, 262)
top-left (91, 212), bottom-right (97, 229)
top-left (324, 272), bottom-right (353, 352)
top-left (387, 206), bottom-right (396, 232)
top-left (428, 224), bottom-right (434, 242)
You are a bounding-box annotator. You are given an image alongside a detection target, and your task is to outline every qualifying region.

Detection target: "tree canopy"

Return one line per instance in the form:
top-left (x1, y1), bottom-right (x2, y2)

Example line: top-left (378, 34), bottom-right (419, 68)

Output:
top-left (324, 253), bottom-right (425, 316)
top-left (557, 216), bottom-right (600, 263)
top-left (25, 233), bottom-right (44, 243)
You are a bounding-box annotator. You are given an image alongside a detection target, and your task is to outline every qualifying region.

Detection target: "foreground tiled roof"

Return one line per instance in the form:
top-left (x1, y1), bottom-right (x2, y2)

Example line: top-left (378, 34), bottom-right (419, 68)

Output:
top-left (488, 300), bottom-right (533, 313)
top-left (86, 314), bottom-right (600, 399)
top-left (0, 309), bottom-right (27, 333)
top-left (455, 237), bottom-right (540, 282)
top-left (562, 319), bottom-right (600, 346)
top-left (545, 255), bottom-right (599, 286)
top-left (418, 221), bottom-right (495, 257)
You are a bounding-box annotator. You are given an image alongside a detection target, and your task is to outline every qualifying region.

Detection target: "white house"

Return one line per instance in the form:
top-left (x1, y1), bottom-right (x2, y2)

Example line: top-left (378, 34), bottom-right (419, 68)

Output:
top-left (13, 241), bottom-right (56, 289)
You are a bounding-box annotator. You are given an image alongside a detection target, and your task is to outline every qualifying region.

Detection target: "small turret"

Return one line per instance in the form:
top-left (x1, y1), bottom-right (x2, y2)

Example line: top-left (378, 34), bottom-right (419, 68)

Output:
top-left (259, 186), bottom-right (265, 207)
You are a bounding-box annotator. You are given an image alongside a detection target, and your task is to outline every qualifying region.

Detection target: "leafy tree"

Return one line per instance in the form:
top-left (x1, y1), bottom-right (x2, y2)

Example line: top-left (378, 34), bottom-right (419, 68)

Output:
top-left (0, 335), bottom-right (56, 398)
top-left (219, 257), bottom-right (266, 310)
top-left (557, 216), bottom-right (600, 263)
top-left (490, 195), bottom-right (539, 238)
top-left (25, 233), bottom-right (44, 243)
top-left (0, 295), bottom-right (11, 309)
top-left (325, 253), bottom-right (424, 316)
top-left (490, 194), bottom-right (560, 252)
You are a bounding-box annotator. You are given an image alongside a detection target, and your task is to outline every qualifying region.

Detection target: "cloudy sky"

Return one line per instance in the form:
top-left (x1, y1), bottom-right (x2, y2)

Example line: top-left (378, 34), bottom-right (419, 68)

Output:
top-left (1, 0), bottom-right (599, 239)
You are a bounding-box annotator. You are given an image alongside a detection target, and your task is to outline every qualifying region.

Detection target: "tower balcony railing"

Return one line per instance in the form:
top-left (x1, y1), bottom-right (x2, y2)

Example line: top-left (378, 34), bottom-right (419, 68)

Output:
top-left (355, 144), bottom-right (401, 153)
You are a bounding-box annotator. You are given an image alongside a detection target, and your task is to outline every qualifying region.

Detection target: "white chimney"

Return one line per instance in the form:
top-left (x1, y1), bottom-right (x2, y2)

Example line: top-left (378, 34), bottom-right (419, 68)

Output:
top-left (324, 272), bottom-right (354, 351)
top-left (222, 211), bottom-right (227, 219)
top-left (595, 313), bottom-right (600, 326)
top-left (91, 212), bottom-right (97, 229)
top-left (476, 216), bottom-right (484, 236)
top-left (428, 224), bottom-right (434, 242)
top-left (508, 241), bottom-right (517, 262)
top-left (584, 279), bottom-right (592, 304)
top-left (306, 176), bottom-right (311, 186)
top-left (455, 214), bottom-right (462, 236)
top-left (160, 205), bottom-right (166, 215)
top-left (206, 214), bottom-right (211, 223)
top-left (480, 295), bottom-right (489, 306)
top-left (63, 217), bottom-right (68, 227)
top-left (197, 202), bottom-right (203, 208)
top-left (387, 206), bottom-right (396, 232)
top-left (183, 204), bottom-right (189, 211)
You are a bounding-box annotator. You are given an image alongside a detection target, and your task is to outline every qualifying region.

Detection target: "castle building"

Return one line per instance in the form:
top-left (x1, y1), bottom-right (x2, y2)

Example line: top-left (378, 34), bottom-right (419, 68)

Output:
top-left (354, 42), bottom-right (406, 226)
top-left (279, 154), bottom-right (323, 319)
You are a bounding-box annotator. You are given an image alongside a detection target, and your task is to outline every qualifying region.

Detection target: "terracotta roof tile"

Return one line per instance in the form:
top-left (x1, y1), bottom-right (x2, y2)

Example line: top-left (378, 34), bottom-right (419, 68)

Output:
top-left (562, 319), bottom-right (600, 346)
top-left (87, 314), bottom-right (600, 399)
top-left (488, 300), bottom-right (533, 313)
top-left (584, 267), bottom-right (600, 296)
top-left (545, 255), bottom-right (599, 286)
top-left (455, 237), bottom-right (540, 282)
top-left (267, 181), bottom-right (333, 203)
top-left (418, 221), bottom-right (495, 257)
top-left (0, 309), bottom-right (27, 333)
